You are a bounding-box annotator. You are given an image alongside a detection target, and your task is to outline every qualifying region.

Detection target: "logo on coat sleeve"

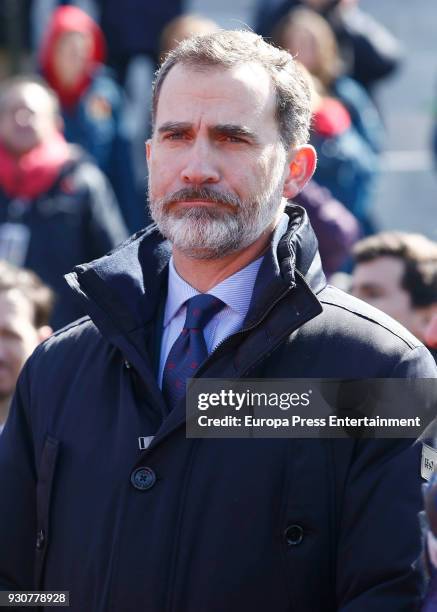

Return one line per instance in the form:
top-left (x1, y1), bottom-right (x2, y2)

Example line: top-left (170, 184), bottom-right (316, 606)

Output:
top-left (421, 443), bottom-right (437, 481)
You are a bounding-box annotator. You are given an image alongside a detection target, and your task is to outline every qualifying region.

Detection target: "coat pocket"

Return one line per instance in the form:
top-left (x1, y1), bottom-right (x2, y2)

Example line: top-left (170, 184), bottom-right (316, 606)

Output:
top-left (34, 435), bottom-right (60, 589)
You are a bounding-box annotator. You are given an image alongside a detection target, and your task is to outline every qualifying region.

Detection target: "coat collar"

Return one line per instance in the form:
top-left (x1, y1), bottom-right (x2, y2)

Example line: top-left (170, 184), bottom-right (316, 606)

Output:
top-left (65, 203), bottom-right (326, 361)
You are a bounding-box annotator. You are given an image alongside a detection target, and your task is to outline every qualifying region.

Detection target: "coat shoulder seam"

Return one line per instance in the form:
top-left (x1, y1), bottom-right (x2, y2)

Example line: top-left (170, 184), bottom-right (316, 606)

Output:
top-left (319, 298), bottom-right (419, 350)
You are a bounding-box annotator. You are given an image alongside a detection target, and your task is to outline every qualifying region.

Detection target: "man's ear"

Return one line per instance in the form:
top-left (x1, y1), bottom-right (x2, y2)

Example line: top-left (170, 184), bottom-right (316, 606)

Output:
top-left (146, 139), bottom-right (152, 169)
top-left (282, 144), bottom-right (317, 199)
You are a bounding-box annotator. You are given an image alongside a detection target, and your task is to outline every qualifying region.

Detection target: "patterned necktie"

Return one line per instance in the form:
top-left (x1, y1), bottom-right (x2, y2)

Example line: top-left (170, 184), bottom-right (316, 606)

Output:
top-left (162, 294), bottom-right (225, 411)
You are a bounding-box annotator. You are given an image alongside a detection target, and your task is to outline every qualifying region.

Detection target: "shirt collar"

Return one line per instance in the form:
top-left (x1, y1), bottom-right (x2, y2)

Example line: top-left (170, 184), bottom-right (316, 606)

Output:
top-left (164, 255), bottom-right (263, 327)
top-left (164, 259), bottom-right (199, 326)
top-left (163, 213), bottom-right (289, 328)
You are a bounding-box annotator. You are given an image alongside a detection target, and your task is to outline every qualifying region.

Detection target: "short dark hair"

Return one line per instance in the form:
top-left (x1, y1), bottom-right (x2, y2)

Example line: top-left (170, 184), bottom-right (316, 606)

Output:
top-left (152, 29), bottom-right (312, 148)
top-left (353, 232), bottom-right (437, 308)
top-left (0, 260), bottom-right (54, 327)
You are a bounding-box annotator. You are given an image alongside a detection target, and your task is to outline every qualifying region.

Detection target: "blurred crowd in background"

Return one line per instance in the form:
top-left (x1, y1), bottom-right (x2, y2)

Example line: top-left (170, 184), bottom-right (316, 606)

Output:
top-left (0, 0), bottom-right (436, 429)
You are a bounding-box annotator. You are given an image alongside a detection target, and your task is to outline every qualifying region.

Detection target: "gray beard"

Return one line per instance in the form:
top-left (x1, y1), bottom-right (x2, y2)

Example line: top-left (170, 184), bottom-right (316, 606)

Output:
top-left (148, 186), bottom-right (285, 259)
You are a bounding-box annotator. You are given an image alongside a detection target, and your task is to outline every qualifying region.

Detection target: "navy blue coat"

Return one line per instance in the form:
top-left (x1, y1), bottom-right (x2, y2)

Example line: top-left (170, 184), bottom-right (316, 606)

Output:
top-left (0, 205), bottom-right (436, 611)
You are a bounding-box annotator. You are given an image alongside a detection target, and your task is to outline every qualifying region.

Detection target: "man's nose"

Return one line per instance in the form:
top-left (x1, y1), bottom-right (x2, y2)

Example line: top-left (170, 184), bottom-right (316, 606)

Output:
top-left (180, 142), bottom-right (220, 185)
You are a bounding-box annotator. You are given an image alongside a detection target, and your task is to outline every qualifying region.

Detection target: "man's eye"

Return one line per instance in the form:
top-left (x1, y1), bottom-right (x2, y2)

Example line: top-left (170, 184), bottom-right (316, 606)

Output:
top-left (165, 132), bottom-right (185, 140)
top-left (221, 135), bottom-right (245, 144)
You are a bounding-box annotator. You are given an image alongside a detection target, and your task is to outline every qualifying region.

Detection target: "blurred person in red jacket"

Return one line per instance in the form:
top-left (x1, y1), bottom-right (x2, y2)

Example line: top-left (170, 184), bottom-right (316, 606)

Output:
top-left (39, 5), bottom-right (141, 232)
top-left (0, 260), bottom-right (53, 434)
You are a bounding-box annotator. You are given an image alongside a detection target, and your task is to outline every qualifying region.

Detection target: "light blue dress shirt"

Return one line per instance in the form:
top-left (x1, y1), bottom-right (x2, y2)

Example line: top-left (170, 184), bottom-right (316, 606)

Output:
top-left (158, 256), bottom-right (263, 386)
top-left (158, 213), bottom-right (290, 386)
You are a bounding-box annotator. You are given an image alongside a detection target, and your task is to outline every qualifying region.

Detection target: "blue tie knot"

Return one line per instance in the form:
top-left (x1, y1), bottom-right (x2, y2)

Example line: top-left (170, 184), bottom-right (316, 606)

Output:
top-left (162, 293), bottom-right (225, 411)
top-left (184, 294), bottom-right (225, 330)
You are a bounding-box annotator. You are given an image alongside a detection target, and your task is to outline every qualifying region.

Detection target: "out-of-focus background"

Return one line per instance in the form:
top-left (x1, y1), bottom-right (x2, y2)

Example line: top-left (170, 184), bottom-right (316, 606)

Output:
top-left (191, 0), bottom-right (437, 238)
top-left (2, 0), bottom-right (436, 238)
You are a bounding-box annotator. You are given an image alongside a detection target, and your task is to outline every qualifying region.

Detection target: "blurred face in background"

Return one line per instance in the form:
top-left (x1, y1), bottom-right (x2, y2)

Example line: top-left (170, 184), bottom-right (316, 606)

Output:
top-left (52, 31), bottom-right (93, 88)
top-left (0, 289), bottom-right (49, 405)
top-left (0, 84), bottom-right (59, 156)
top-left (351, 256), bottom-right (437, 342)
top-left (281, 25), bottom-right (319, 74)
top-left (275, 9), bottom-right (339, 90)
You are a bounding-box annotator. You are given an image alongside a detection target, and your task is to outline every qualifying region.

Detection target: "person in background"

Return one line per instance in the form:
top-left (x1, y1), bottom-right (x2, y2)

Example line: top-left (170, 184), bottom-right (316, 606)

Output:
top-left (254, 0), bottom-right (402, 98)
top-left (0, 76), bottom-right (128, 329)
top-left (294, 180), bottom-right (360, 276)
top-left (272, 7), bottom-right (383, 153)
top-left (0, 260), bottom-right (53, 434)
top-left (351, 232), bottom-right (437, 349)
top-left (159, 14), bottom-right (219, 61)
top-left (39, 5), bottom-right (142, 232)
top-left (351, 232), bottom-right (437, 611)
top-left (307, 72), bottom-right (380, 234)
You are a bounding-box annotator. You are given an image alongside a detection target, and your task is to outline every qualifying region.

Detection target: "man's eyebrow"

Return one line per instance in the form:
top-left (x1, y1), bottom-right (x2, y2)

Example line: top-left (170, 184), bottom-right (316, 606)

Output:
top-left (211, 124), bottom-right (260, 143)
top-left (156, 121), bottom-right (260, 144)
top-left (157, 121), bottom-right (192, 134)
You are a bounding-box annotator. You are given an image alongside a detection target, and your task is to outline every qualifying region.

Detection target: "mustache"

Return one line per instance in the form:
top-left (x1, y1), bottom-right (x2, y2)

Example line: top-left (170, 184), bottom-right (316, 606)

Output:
top-left (156, 187), bottom-right (242, 209)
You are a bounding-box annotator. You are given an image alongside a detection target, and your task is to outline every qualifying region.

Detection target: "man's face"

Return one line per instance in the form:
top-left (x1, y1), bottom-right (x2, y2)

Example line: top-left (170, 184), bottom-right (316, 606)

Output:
top-left (351, 256), bottom-right (437, 341)
top-left (0, 84), bottom-right (58, 156)
top-left (0, 289), bottom-right (42, 402)
top-left (147, 62), bottom-right (292, 259)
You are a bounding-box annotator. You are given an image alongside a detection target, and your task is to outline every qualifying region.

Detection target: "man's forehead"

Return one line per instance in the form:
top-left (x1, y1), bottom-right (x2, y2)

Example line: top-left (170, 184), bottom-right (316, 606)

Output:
top-left (156, 61), bottom-right (276, 120)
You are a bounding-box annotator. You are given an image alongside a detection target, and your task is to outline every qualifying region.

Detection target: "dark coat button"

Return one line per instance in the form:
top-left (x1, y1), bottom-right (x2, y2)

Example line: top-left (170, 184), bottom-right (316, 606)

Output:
top-left (36, 528), bottom-right (45, 550)
top-left (131, 467), bottom-right (156, 491)
top-left (284, 524), bottom-right (304, 546)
